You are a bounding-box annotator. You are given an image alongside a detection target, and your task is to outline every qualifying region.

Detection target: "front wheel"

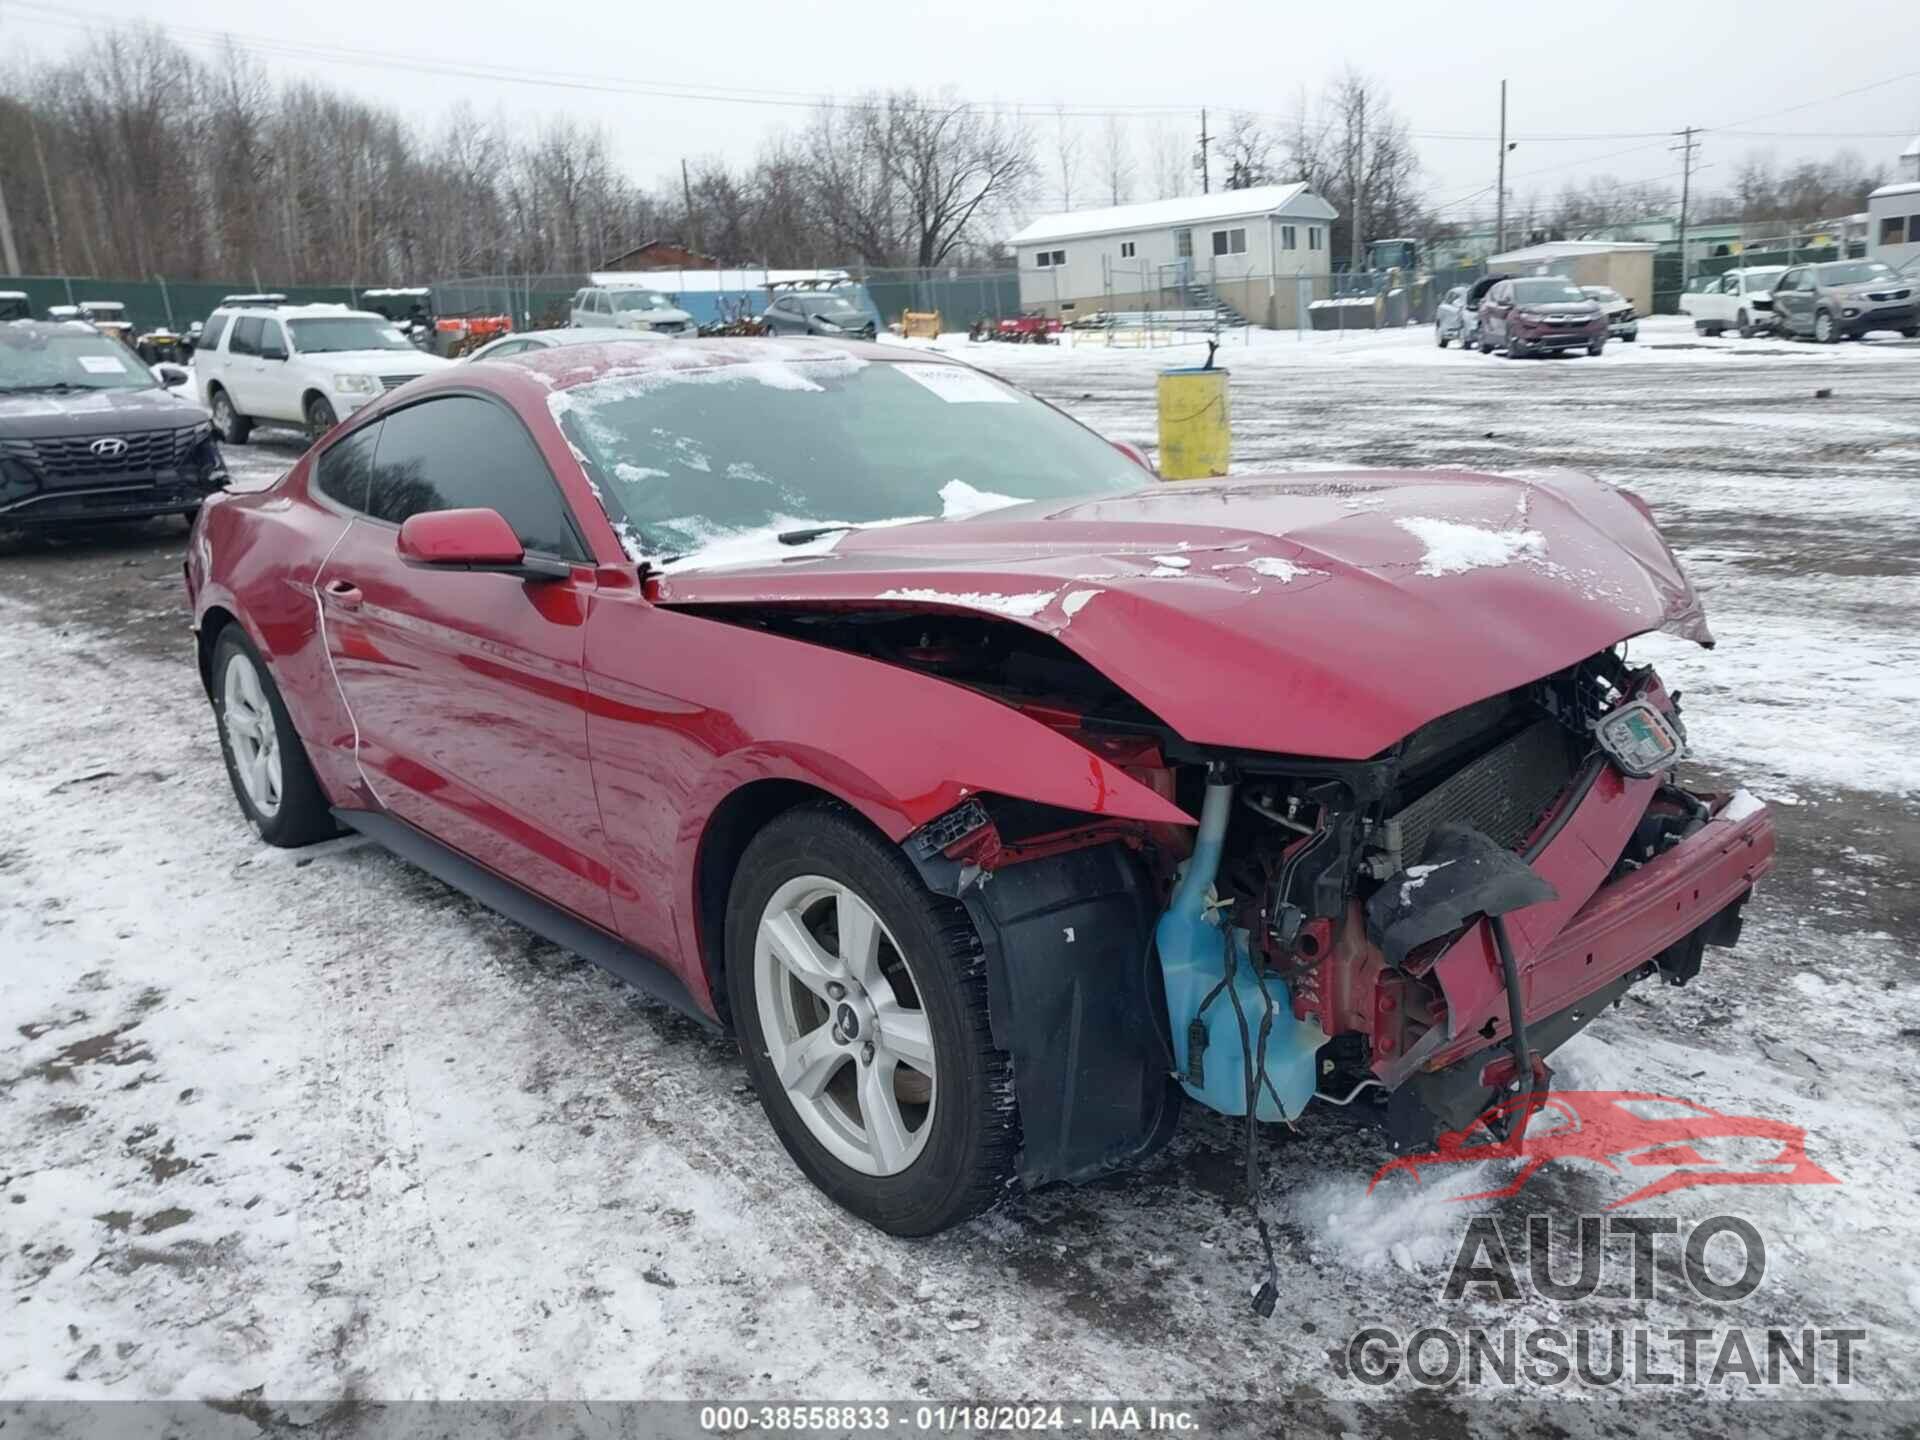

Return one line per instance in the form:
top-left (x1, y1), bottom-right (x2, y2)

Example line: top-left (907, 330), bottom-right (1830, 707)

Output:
top-left (1435, 325), bottom-right (1449, 348)
top-left (1814, 309), bottom-right (1838, 344)
top-left (726, 805), bottom-right (1018, 1236)
top-left (1736, 309), bottom-right (1753, 339)
top-left (304, 394), bottom-right (339, 443)
top-left (1587, 340), bottom-right (1605, 356)
top-left (210, 626), bottom-right (336, 847)
top-left (209, 388), bottom-right (252, 445)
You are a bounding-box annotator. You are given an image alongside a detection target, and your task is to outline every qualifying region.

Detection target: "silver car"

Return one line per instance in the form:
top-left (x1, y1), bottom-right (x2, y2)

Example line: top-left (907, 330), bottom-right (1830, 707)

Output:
top-left (1434, 274), bottom-right (1507, 350)
top-left (1580, 286), bottom-right (1639, 342)
top-left (569, 285), bottom-right (699, 337)
top-left (463, 326), bottom-right (664, 362)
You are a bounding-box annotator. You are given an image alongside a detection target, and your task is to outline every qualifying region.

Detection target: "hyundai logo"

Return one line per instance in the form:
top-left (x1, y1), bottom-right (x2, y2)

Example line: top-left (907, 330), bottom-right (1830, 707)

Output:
top-left (89, 437), bottom-right (129, 459)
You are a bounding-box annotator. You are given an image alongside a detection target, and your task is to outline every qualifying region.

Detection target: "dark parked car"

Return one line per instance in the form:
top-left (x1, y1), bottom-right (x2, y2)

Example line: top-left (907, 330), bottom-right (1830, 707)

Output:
top-left (1, 321), bottom-right (225, 528)
top-left (185, 338), bottom-right (1774, 1237)
top-left (762, 289), bottom-right (878, 339)
top-left (1770, 260), bottom-right (1918, 342)
top-left (1477, 277), bottom-right (1607, 357)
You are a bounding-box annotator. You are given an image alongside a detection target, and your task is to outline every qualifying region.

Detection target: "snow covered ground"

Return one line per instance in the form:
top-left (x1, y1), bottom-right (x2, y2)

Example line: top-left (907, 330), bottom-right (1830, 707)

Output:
top-left (2, 321), bottom-right (1918, 1432)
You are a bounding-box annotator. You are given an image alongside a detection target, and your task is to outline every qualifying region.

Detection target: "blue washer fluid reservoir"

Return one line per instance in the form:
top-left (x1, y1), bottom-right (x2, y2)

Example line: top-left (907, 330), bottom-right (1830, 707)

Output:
top-left (1156, 780), bottom-right (1324, 1121)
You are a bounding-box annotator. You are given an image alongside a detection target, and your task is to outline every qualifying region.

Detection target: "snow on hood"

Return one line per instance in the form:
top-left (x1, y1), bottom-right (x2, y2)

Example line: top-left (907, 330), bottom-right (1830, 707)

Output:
top-left (650, 468), bottom-right (1713, 760)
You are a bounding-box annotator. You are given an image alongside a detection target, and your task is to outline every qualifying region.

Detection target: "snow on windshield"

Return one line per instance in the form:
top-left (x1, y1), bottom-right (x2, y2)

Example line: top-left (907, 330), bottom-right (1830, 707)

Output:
top-left (551, 356), bottom-right (1142, 567)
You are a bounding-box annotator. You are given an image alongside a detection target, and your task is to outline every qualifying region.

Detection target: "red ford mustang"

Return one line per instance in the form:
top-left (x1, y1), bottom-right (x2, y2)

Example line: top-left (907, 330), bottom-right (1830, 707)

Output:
top-left (184, 338), bottom-right (1775, 1235)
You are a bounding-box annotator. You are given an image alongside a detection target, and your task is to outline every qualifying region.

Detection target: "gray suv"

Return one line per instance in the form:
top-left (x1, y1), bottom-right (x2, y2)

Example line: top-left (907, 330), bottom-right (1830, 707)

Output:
top-left (1770, 260), bottom-right (1918, 342)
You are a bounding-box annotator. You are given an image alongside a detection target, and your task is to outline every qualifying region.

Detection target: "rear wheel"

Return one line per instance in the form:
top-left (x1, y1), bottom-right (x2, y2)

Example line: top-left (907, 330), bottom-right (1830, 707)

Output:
top-left (726, 804), bottom-right (1018, 1236)
top-left (1736, 309), bottom-right (1753, 338)
top-left (210, 626), bottom-right (336, 847)
top-left (1435, 325), bottom-right (1449, 348)
top-left (304, 394), bottom-right (339, 443)
top-left (209, 388), bottom-right (252, 445)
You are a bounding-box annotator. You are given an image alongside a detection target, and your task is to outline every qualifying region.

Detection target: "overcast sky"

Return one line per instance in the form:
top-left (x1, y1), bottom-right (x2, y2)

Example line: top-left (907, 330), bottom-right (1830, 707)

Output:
top-left (6, 0), bottom-right (1918, 225)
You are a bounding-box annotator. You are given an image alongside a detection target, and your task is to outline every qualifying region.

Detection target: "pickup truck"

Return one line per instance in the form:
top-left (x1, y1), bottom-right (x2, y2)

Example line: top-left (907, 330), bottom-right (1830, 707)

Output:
top-left (1679, 266), bottom-right (1787, 337)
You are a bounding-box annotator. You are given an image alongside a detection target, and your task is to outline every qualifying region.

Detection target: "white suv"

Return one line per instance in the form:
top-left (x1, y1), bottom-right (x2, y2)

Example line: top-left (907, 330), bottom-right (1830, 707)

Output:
top-left (195, 302), bottom-right (452, 443)
top-left (569, 284), bottom-right (698, 337)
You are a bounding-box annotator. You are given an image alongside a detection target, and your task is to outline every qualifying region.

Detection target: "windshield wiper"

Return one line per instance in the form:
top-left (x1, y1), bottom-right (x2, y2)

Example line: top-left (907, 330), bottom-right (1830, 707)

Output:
top-left (777, 524), bottom-right (856, 545)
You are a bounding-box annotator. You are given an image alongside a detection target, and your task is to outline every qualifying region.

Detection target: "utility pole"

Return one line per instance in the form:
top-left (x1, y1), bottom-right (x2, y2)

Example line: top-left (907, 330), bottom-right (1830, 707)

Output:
top-left (1349, 87), bottom-right (1367, 270)
top-left (28, 111), bottom-right (67, 295)
top-left (0, 170), bottom-right (20, 275)
top-left (681, 158), bottom-right (698, 252)
top-left (1672, 126), bottom-right (1700, 290)
top-left (1197, 109), bottom-right (1210, 195)
top-left (1495, 80), bottom-right (1508, 256)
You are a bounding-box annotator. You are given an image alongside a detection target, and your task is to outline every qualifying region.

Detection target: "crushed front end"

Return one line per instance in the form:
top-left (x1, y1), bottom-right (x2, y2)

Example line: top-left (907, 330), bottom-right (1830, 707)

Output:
top-left (909, 646), bottom-right (1775, 1182)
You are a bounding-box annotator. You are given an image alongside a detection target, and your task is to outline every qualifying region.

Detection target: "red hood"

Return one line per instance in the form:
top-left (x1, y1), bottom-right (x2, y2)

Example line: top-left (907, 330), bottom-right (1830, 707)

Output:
top-left (650, 469), bottom-right (1711, 760)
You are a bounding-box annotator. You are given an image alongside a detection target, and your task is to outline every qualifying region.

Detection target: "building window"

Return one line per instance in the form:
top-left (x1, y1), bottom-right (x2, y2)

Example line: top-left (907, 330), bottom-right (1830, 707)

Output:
top-left (1308, 227), bottom-right (1322, 251)
top-left (1120, 241), bottom-right (1135, 258)
top-left (1281, 225), bottom-right (1297, 251)
top-left (1034, 249), bottom-right (1066, 269)
top-left (1882, 215), bottom-right (1908, 246)
top-left (1210, 227), bottom-right (1247, 257)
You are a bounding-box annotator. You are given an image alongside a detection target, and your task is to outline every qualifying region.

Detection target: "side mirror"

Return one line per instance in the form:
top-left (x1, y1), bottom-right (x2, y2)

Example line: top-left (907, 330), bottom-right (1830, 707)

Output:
top-left (1112, 439), bottom-right (1156, 475)
top-left (396, 508), bottom-right (571, 580)
top-left (154, 363), bottom-right (189, 388)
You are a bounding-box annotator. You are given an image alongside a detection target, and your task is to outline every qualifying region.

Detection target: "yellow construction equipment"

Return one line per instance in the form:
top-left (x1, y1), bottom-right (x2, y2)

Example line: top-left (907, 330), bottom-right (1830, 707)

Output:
top-left (900, 310), bottom-right (941, 339)
top-left (1155, 351), bottom-right (1230, 480)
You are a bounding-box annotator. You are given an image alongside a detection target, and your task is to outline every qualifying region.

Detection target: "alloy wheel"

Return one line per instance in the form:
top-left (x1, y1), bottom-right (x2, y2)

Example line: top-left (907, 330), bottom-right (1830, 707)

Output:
top-left (222, 650), bottom-right (283, 818)
top-left (752, 875), bottom-right (936, 1177)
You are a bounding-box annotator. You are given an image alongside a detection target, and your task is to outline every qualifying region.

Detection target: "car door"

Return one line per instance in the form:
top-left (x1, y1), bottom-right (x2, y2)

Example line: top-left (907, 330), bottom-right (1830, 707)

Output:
top-left (223, 316), bottom-right (267, 414)
top-left (254, 317), bottom-right (300, 421)
top-left (312, 393), bottom-right (613, 927)
top-left (1481, 282), bottom-right (1512, 344)
top-left (1773, 270), bottom-right (1807, 333)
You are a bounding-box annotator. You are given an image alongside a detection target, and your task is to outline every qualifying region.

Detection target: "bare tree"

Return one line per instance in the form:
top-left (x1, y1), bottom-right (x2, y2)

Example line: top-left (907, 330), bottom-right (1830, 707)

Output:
top-left (1052, 106), bottom-right (1081, 211)
top-left (1142, 119), bottom-right (1188, 201)
top-left (1217, 111), bottom-right (1274, 191)
top-left (1098, 114), bottom-right (1133, 206)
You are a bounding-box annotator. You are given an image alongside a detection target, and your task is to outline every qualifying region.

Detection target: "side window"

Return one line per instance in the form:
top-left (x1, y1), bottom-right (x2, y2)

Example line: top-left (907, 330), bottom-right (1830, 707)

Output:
top-left (594, 291), bottom-right (613, 315)
top-left (313, 424), bottom-right (379, 511)
top-left (201, 314), bottom-right (229, 351)
top-left (365, 395), bottom-right (584, 561)
top-left (229, 316), bottom-right (261, 357)
top-left (259, 319), bottom-right (288, 357)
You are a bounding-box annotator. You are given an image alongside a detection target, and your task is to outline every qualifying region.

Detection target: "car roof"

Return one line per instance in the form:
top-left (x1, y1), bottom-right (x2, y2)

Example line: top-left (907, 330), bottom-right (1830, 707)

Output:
top-left (213, 303), bottom-right (370, 319)
top-left (470, 327), bottom-right (654, 358)
top-left (3, 320), bottom-right (115, 338)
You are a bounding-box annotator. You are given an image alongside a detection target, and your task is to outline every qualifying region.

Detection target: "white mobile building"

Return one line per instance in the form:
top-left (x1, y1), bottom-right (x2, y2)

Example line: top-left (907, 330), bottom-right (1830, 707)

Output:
top-left (1867, 135), bottom-right (1920, 269)
top-left (1007, 184), bottom-right (1339, 327)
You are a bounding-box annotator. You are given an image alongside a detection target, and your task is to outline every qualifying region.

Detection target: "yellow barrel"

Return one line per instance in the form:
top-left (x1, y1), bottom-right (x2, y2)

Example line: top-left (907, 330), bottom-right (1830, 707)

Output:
top-left (1155, 366), bottom-right (1230, 480)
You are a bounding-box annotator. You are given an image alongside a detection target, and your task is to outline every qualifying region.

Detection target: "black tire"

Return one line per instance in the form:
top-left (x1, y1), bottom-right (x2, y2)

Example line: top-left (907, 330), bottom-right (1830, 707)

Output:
top-left (1736, 309), bottom-right (1753, 339)
top-left (1623, 328), bottom-right (1638, 342)
top-left (304, 394), bottom-right (339, 443)
top-left (1587, 341), bottom-right (1605, 356)
top-left (1693, 321), bottom-right (1709, 335)
top-left (209, 387), bottom-right (252, 445)
top-left (1814, 309), bottom-right (1839, 344)
top-left (1903, 328), bottom-right (1919, 339)
top-left (725, 804), bottom-right (1018, 1236)
top-left (1435, 327), bottom-right (1449, 348)
top-left (209, 624), bottom-right (337, 847)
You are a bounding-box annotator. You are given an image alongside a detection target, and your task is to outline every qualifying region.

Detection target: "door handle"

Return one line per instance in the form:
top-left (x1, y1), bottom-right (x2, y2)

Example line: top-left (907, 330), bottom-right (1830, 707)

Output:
top-left (322, 579), bottom-right (363, 610)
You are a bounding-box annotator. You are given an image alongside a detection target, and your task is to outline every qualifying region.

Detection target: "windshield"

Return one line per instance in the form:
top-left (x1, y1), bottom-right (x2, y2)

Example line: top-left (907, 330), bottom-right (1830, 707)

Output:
top-left (0, 330), bottom-right (154, 392)
top-left (286, 317), bottom-right (417, 353)
top-left (1512, 279), bottom-right (1589, 304)
top-left (557, 356), bottom-right (1144, 562)
top-left (1816, 262), bottom-right (1893, 286)
top-left (797, 293), bottom-right (861, 313)
top-left (613, 291), bottom-right (674, 312)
